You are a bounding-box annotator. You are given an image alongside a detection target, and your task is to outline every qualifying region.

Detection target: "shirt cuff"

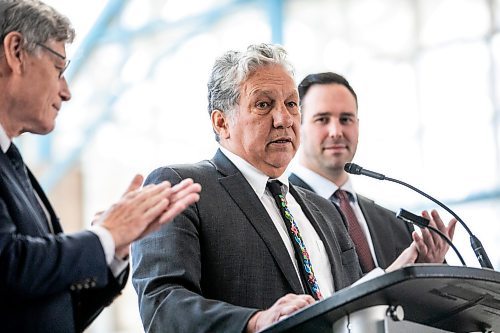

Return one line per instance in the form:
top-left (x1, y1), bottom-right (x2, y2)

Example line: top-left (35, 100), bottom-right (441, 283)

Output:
top-left (89, 225), bottom-right (115, 264)
top-left (88, 225), bottom-right (129, 277)
top-left (109, 255), bottom-right (129, 277)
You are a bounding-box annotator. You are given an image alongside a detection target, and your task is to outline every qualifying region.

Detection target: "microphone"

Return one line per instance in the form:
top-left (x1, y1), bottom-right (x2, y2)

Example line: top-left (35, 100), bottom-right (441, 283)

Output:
top-left (344, 162), bottom-right (493, 269)
top-left (344, 162), bottom-right (385, 180)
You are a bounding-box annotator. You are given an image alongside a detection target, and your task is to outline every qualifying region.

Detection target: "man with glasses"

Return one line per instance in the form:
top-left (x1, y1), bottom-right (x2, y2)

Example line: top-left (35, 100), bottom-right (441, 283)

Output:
top-left (289, 72), bottom-right (457, 271)
top-left (35, 41), bottom-right (71, 78)
top-left (0, 1), bottom-right (201, 332)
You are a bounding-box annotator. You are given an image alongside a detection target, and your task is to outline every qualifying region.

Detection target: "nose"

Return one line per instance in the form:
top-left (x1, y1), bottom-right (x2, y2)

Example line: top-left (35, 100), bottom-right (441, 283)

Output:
top-left (59, 77), bottom-right (71, 101)
top-left (273, 104), bottom-right (293, 128)
top-left (328, 119), bottom-right (343, 138)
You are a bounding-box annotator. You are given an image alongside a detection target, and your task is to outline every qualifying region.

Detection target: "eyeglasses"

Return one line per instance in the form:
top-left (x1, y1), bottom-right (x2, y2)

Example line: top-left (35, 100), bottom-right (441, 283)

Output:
top-left (35, 42), bottom-right (71, 79)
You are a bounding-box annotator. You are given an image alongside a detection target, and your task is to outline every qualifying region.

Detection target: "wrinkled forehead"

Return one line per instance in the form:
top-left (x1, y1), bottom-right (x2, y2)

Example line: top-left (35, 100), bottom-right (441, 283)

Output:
top-left (242, 65), bottom-right (297, 95)
top-left (245, 63), bottom-right (294, 83)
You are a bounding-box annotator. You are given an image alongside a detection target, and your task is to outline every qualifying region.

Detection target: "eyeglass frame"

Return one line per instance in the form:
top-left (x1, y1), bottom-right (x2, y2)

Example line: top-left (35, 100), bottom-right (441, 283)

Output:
top-left (35, 42), bottom-right (71, 79)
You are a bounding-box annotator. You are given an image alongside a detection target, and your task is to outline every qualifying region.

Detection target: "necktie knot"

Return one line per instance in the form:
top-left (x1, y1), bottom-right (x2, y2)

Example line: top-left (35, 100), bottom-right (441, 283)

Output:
top-left (267, 180), bottom-right (283, 197)
top-left (333, 189), bottom-right (350, 202)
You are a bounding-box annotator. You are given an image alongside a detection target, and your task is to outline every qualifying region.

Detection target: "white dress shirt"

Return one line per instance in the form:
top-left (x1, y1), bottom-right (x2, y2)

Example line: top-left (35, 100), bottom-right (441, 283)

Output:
top-left (220, 147), bottom-right (335, 298)
top-left (292, 164), bottom-right (380, 267)
top-left (0, 123), bottom-right (126, 276)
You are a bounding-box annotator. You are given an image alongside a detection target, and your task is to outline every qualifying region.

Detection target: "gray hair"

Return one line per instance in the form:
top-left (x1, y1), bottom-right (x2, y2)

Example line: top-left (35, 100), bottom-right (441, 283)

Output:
top-left (207, 43), bottom-right (295, 141)
top-left (0, 0), bottom-right (74, 52)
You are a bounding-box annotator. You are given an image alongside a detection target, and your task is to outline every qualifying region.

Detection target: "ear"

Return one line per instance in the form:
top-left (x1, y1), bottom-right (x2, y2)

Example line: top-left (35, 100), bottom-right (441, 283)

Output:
top-left (2, 31), bottom-right (26, 75)
top-left (211, 109), bottom-right (231, 140)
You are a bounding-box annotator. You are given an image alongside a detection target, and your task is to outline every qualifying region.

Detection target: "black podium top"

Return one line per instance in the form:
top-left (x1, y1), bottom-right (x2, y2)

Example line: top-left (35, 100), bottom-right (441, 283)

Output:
top-left (262, 265), bottom-right (500, 333)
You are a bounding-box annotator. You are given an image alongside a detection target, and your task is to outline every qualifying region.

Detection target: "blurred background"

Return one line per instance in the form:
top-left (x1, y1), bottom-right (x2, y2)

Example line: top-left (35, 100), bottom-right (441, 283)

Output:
top-left (17, 0), bottom-right (500, 331)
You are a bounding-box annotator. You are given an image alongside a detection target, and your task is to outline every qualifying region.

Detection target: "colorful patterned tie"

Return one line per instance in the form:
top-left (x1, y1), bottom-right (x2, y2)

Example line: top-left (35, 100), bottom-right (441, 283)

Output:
top-left (333, 189), bottom-right (375, 273)
top-left (267, 180), bottom-right (323, 300)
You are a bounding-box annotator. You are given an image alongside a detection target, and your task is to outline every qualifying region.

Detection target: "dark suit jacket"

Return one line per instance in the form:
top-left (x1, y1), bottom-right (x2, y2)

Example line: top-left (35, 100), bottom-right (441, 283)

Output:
top-left (0, 149), bottom-right (126, 332)
top-left (131, 150), bottom-right (362, 333)
top-left (289, 173), bottom-right (413, 269)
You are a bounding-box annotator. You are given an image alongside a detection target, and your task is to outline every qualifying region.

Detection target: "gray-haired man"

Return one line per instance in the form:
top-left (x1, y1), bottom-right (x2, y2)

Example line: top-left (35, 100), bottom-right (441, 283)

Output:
top-left (0, 1), bottom-right (201, 332)
top-left (131, 44), bottom-right (445, 333)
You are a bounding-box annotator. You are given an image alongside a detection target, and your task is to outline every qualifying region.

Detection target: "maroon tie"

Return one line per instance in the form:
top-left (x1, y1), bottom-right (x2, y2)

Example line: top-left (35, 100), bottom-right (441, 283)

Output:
top-left (333, 190), bottom-right (375, 273)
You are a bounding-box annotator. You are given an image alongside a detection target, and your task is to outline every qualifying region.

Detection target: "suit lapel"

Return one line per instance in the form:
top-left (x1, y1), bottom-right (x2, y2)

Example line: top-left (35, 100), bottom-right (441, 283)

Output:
top-left (27, 168), bottom-right (61, 234)
top-left (212, 150), bottom-right (304, 294)
top-left (0, 151), bottom-right (49, 234)
top-left (357, 195), bottom-right (392, 268)
top-left (288, 173), bottom-right (315, 192)
top-left (289, 184), bottom-right (340, 291)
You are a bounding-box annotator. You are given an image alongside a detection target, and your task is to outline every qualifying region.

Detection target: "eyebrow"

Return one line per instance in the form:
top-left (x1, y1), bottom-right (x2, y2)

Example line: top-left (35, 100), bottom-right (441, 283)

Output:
top-left (312, 112), bottom-right (332, 117)
top-left (250, 89), bottom-right (298, 99)
top-left (312, 111), bottom-right (356, 117)
top-left (251, 90), bottom-right (272, 97)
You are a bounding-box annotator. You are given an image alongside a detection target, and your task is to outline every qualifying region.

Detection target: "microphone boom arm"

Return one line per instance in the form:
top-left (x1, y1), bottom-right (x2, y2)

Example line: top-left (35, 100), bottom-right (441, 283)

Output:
top-left (344, 162), bottom-right (493, 269)
top-left (386, 176), bottom-right (493, 269)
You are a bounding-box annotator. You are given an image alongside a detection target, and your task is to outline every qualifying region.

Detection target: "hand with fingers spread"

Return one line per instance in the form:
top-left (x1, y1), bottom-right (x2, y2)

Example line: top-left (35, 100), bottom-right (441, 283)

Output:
top-left (413, 209), bottom-right (457, 263)
top-left (246, 294), bottom-right (315, 333)
top-left (137, 178), bottom-right (203, 239)
top-left (95, 175), bottom-right (201, 258)
top-left (386, 209), bottom-right (457, 271)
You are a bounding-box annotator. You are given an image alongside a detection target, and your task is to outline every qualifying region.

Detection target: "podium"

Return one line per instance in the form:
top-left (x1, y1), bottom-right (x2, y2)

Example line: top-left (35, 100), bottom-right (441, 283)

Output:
top-left (262, 265), bottom-right (500, 333)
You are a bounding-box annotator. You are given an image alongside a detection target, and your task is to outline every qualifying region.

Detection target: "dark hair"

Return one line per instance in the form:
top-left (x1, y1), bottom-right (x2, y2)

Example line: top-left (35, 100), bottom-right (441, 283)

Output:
top-left (298, 72), bottom-right (358, 108)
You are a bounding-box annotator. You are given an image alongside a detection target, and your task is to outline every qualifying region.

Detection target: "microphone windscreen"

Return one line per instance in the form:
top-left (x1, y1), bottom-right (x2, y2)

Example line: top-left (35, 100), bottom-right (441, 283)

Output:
top-left (344, 163), bottom-right (361, 174)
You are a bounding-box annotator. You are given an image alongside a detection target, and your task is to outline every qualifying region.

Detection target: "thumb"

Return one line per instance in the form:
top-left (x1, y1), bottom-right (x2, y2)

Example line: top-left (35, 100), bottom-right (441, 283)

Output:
top-left (123, 174), bottom-right (144, 195)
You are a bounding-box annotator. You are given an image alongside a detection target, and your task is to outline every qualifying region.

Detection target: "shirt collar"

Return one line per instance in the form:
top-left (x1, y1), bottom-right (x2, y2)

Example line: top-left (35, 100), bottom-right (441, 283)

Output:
top-left (292, 164), bottom-right (357, 202)
top-left (0, 123), bottom-right (11, 153)
top-left (220, 146), bottom-right (290, 198)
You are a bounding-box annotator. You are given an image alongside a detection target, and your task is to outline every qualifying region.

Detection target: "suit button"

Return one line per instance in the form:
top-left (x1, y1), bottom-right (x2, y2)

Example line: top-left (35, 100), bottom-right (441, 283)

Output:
top-left (70, 285), bottom-right (76, 291)
top-left (76, 284), bottom-right (83, 290)
top-left (90, 281), bottom-right (97, 288)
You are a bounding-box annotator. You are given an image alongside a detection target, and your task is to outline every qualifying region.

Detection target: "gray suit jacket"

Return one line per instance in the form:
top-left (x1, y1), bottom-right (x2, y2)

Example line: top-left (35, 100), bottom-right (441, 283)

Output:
top-left (132, 150), bottom-right (362, 333)
top-left (289, 173), bottom-right (414, 269)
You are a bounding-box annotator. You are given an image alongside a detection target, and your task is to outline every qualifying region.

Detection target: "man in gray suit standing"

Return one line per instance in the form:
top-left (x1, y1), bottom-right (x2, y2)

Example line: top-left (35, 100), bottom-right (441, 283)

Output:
top-left (289, 72), bottom-right (456, 272)
top-left (132, 45), bottom-right (450, 333)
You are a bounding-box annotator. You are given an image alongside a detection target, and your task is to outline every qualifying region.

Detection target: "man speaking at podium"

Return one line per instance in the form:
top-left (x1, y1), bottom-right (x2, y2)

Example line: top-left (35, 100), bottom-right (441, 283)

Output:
top-left (132, 45), bottom-right (453, 333)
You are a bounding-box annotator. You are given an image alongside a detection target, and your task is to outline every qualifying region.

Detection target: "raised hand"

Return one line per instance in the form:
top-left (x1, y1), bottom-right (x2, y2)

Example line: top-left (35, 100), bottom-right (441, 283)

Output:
top-left (413, 209), bottom-right (457, 263)
top-left (95, 175), bottom-right (201, 257)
